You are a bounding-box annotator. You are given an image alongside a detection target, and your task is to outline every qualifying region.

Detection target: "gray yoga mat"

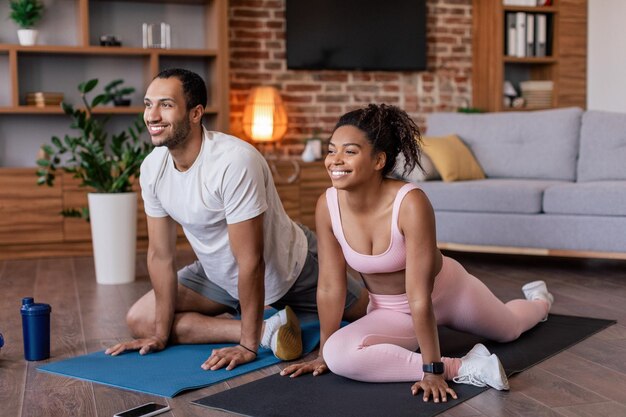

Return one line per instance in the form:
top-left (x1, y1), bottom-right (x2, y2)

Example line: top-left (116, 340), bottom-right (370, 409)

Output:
top-left (193, 314), bottom-right (615, 417)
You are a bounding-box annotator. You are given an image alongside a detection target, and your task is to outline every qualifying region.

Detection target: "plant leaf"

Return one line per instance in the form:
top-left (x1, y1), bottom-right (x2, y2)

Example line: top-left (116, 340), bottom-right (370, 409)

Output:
top-left (42, 144), bottom-right (54, 155)
top-left (61, 101), bottom-right (73, 115)
top-left (91, 94), bottom-right (107, 108)
top-left (79, 79), bottom-right (98, 94)
top-left (105, 79), bottom-right (124, 91)
top-left (38, 77), bottom-right (153, 212)
top-left (51, 136), bottom-right (64, 150)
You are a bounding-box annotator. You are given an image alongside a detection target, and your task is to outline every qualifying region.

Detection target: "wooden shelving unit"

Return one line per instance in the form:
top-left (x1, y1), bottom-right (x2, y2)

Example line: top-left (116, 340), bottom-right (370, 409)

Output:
top-left (0, 105), bottom-right (220, 115)
top-left (0, 0), bottom-right (229, 257)
top-left (0, 0), bottom-right (228, 125)
top-left (472, 0), bottom-right (587, 112)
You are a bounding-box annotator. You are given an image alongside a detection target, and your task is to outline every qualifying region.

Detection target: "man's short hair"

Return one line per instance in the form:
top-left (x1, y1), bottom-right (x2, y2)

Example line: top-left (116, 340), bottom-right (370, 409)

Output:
top-left (155, 68), bottom-right (208, 110)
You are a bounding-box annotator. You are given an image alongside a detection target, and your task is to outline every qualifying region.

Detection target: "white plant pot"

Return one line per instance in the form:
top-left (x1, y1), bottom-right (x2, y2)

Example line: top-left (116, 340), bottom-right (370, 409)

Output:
top-left (17, 29), bottom-right (38, 46)
top-left (88, 192), bottom-right (137, 285)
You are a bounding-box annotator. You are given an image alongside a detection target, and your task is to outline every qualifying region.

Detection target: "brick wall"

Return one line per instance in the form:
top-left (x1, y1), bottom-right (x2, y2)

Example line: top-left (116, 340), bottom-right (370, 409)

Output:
top-left (229, 0), bottom-right (472, 150)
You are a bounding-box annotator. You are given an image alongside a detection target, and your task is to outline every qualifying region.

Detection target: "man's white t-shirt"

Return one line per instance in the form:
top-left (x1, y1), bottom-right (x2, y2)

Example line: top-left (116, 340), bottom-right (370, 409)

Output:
top-left (140, 128), bottom-right (308, 304)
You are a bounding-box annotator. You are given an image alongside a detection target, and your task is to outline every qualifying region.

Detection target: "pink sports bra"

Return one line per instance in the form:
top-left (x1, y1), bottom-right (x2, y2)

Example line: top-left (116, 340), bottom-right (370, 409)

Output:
top-left (325, 183), bottom-right (419, 274)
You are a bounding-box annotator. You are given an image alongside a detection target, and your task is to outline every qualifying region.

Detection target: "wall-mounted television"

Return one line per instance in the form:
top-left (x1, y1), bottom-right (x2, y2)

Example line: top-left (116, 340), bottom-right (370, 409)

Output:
top-left (286, 0), bottom-right (427, 72)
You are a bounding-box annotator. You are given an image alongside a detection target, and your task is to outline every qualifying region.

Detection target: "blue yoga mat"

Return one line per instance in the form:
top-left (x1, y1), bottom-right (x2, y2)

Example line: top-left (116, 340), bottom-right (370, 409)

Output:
top-left (38, 320), bottom-right (321, 398)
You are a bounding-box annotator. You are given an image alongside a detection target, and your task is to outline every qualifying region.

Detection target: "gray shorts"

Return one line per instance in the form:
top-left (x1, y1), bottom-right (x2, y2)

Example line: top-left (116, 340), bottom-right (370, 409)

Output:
top-left (178, 224), bottom-right (363, 314)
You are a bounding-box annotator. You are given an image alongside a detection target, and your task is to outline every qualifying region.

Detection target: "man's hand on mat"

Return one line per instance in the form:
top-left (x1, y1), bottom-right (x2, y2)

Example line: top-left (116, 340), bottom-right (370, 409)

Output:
top-left (280, 356), bottom-right (328, 377)
top-left (105, 337), bottom-right (166, 356)
top-left (202, 345), bottom-right (256, 371)
top-left (412, 374), bottom-right (458, 403)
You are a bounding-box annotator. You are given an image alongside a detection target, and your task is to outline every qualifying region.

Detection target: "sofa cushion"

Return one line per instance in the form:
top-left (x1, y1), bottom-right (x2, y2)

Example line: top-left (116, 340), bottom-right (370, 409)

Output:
top-left (418, 179), bottom-right (564, 214)
top-left (434, 211), bottom-right (626, 253)
top-left (577, 110), bottom-right (626, 182)
top-left (422, 135), bottom-right (485, 182)
top-left (426, 107), bottom-right (583, 181)
top-left (543, 181), bottom-right (626, 216)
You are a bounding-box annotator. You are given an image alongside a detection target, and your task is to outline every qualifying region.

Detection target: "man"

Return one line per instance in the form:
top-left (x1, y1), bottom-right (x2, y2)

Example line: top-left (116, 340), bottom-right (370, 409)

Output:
top-left (105, 69), bottom-right (367, 371)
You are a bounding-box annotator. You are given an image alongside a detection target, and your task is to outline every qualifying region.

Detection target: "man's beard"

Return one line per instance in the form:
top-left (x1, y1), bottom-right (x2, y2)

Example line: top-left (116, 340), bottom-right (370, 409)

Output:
top-left (156, 118), bottom-right (192, 149)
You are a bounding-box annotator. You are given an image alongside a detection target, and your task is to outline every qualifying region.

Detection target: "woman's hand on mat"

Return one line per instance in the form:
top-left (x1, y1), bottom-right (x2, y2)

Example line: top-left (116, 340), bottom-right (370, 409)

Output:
top-left (105, 337), bottom-right (166, 356)
top-left (280, 356), bottom-right (328, 377)
top-left (412, 374), bottom-right (458, 403)
top-left (202, 345), bottom-right (256, 371)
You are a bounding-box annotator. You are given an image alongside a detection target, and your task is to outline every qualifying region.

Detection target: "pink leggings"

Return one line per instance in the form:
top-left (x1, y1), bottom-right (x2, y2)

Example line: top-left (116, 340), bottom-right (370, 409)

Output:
top-left (323, 256), bottom-right (549, 382)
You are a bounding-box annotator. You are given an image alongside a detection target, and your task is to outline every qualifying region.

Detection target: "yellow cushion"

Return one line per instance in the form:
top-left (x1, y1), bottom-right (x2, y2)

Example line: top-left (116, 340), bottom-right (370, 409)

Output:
top-left (421, 135), bottom-right (485, 182)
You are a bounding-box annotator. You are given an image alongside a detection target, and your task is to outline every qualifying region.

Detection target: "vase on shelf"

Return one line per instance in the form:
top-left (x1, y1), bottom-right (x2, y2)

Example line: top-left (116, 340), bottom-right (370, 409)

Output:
top-left (17, 29), bottom-right (38, 46)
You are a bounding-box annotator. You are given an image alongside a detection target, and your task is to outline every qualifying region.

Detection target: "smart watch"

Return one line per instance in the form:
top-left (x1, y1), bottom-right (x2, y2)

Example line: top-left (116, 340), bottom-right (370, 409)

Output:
top-left (422, 362), bottom-right (445, 375)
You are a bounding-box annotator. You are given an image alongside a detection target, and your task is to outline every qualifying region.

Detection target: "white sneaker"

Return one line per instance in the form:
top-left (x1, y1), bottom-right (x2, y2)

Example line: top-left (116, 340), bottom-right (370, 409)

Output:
top-left (522, 280), bottom-right (554, 306)
top-left (260, 306), bottom-right (302, 361)
top-left (522, 280), bottom-right (554, 321)
top-left (453, 343), bottom-right (509, 391)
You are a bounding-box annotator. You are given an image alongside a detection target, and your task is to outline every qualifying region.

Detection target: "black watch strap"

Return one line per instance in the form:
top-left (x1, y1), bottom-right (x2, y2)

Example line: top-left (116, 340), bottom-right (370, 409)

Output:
top-left (422, 362), bottom-right (445, 375)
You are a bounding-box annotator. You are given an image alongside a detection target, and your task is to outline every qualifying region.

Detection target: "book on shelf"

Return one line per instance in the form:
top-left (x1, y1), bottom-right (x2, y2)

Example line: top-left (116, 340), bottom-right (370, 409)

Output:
top-left (526, 13), bottom-right (535, 57)
top-left (515, 12), bottom-right (527, 57)
top-left (535, 14), bottom-right (547, 56)
top-left (504, 13), bottom-right (548, 58)
top-left (506, 13), bottom-right (517, 56)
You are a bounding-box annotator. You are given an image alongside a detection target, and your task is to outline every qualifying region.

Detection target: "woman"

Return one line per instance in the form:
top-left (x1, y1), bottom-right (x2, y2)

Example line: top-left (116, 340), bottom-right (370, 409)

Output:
top-left (281, 104), bottom-right (553, 403)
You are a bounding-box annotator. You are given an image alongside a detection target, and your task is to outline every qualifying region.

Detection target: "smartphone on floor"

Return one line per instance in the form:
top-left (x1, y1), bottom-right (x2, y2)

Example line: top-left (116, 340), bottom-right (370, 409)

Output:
top-left (114, 402), bottom-right (170, 417)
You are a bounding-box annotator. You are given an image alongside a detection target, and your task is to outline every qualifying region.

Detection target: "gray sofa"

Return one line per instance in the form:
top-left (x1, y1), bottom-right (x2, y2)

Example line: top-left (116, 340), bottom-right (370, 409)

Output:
top-left (413, 107), bottom-right (626, 257)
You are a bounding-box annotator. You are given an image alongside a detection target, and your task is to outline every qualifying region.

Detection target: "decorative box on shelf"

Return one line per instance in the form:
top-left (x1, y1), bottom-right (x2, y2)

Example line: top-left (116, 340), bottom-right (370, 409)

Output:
top-left (520, 80), bottom-right (553, 108)
top-left (25, 92), bottom-right (64, 108)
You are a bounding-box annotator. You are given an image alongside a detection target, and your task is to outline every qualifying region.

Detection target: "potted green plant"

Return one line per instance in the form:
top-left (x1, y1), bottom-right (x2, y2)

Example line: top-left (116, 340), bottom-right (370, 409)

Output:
top-left (104, 79), bottom-right (136, 106)
top-left (9, 0), bottom-right (44, 46)
top-left (36, 78), bottom-right (152, 284)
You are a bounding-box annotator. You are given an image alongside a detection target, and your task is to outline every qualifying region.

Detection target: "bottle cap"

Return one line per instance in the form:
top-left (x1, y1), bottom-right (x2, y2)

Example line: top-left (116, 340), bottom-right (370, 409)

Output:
top-left (20, 298), bottom-right (51, 316)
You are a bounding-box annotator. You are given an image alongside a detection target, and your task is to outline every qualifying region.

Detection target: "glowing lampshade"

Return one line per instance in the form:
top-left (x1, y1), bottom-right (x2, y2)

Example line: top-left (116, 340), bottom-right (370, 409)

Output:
top-left (242, 87), bottom-right (287, 143)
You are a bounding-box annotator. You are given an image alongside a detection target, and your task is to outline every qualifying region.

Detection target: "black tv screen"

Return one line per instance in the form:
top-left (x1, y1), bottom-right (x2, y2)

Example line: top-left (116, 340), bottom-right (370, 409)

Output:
top-left (286, 0), bottom-right (427, 71)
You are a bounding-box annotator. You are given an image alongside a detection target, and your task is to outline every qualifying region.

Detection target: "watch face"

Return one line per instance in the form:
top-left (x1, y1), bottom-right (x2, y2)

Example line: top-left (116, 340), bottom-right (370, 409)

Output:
top-left (423, 362), bottom-right (445, 374)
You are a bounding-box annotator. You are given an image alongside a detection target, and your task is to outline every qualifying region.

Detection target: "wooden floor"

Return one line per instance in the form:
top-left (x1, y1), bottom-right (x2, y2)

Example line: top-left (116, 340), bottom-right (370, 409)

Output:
top-left (1, 250), bottom-right (625, 417)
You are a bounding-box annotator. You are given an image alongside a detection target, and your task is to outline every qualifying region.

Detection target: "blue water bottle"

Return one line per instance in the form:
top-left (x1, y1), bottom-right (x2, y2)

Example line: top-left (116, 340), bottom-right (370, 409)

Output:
top-left (21, 297), bottom-right (52, 361)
